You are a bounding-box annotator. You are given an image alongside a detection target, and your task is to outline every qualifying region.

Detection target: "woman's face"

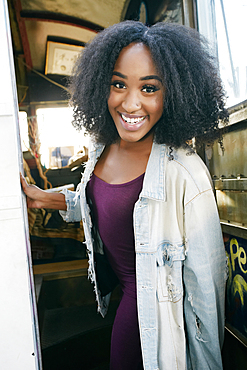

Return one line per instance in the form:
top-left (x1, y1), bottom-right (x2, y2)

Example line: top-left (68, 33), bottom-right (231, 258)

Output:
top-left (108, 43), bottom-right (164, 143)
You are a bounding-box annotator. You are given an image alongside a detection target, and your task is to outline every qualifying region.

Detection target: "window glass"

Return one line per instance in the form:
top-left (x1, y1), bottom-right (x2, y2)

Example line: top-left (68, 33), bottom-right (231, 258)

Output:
top-left (197, 0), bottom-right (247, 107)
top-left (215, 0), bottom-right (247, 107)
top-left (36, 107), bottom-right (89, 169)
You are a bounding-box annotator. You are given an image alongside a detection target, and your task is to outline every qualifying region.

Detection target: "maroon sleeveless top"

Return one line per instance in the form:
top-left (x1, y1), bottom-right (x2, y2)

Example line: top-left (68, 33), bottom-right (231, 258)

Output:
top-left (87, 172), bottom-right (144, 370)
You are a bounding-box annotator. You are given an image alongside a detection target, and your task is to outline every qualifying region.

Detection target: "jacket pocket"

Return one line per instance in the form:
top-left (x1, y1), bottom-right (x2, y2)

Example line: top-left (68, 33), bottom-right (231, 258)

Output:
top-left (157, 242), bottom-right (185, 303)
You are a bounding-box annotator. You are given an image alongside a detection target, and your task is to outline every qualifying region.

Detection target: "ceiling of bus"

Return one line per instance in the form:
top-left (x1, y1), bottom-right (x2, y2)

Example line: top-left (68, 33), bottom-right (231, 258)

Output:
top-left (7, 0), bottom-right (189, 107)
top-left (20, 0), bottom-right (127, 28)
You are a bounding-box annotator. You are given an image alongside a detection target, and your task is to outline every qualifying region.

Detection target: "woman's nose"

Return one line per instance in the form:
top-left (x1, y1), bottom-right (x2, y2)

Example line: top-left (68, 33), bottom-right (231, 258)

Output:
top-left (122, 91), bottom-right (141, 113)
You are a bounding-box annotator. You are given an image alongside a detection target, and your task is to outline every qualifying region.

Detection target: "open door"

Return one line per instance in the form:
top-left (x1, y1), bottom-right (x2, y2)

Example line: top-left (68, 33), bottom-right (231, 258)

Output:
top-left (0, 0), bottom-right (41, 368)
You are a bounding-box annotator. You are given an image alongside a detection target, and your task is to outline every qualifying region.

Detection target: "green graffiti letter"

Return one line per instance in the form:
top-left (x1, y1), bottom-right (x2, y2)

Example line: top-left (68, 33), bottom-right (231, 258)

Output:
top-left (230, 239), bottom-right (239, 272)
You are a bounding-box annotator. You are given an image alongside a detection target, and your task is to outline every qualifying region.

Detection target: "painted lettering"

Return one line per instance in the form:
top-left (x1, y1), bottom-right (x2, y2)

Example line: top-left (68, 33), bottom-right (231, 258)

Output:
top-left (230, 238), bottom-right (247, 274)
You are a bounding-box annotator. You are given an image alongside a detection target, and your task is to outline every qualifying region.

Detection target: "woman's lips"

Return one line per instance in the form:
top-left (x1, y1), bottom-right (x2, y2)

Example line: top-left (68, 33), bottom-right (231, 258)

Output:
top-left (118, 112), bottom-right (147, 131)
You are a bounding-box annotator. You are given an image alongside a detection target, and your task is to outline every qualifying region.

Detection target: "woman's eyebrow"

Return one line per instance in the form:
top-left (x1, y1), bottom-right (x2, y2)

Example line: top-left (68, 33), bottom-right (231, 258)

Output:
top-left (112, 72), bottom-right (162, 83)
top-left (140, 75), bottom-right (162, 82)
top-left (112, 71), bottom-right (127, 79)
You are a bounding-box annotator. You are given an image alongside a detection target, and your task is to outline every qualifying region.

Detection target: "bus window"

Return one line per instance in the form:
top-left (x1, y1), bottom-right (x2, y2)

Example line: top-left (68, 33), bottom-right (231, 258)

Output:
top-left (197, 0), bottom-right (247, 107)
top-left (36, 107), bottom-right (89, 169)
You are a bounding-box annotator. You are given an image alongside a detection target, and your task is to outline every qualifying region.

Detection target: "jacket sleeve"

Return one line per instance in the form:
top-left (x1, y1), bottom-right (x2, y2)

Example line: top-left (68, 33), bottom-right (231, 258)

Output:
top-left (59, 187), bottom-right (82, 222)
top-left (183, 189), bottom-right (226, 370)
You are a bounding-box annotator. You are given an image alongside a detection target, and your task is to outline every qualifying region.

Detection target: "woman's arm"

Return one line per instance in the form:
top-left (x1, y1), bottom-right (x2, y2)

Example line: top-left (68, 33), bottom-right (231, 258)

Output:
top-left (20, 174), bottom-right (67, 210)
top-left (183, 189), bottom-right (226, 369)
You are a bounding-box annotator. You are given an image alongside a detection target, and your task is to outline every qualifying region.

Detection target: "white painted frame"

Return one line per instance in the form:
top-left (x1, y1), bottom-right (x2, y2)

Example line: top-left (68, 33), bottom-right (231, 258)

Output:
top-left (0, 0), bottom-right (42, 368)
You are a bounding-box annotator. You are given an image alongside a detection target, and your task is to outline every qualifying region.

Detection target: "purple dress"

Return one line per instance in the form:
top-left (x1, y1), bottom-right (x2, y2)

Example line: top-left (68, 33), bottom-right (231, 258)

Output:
top-left (87, 173), bottom-right (144, 370)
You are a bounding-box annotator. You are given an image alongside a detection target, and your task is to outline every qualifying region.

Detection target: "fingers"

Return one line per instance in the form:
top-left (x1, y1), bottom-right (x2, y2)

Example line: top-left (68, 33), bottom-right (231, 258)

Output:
top-left (20, 173), bottom-right (28, 193)
top-left (20, 172), bottom-right (26, 188)
top-left (20, 173), bottom-right (45, 209)
top-left (20, 174), bottom-right (36, 208)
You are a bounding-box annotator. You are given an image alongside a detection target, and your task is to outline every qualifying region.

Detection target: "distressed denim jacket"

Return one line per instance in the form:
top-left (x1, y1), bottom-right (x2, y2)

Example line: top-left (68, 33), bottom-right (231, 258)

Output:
top-left (60, 141), bottom-right (226, 370)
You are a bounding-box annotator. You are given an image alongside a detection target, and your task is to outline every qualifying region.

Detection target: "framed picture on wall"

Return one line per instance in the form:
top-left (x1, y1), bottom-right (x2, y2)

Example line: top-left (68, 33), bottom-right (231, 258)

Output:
top-left (45, 41), bottom-right (84, 76)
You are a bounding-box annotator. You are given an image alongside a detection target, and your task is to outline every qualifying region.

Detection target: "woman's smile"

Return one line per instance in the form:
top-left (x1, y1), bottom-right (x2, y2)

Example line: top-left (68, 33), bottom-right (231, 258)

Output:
top-left (118, 112), bottom-right (147, 131)
top-left (108, 42), bottom-right (164, 143)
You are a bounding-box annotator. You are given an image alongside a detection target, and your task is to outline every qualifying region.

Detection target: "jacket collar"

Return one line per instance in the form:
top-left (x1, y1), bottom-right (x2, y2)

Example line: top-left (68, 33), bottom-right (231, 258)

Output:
top-left (141, 142), bottom-right (167, 201)
top-left (89, 141), bottom-right (167, 201)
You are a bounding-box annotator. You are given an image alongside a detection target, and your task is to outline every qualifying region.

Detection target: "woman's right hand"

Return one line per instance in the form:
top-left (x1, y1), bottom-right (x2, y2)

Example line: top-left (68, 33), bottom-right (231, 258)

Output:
top-left (20, 173), bottom-right (67, 210)
top-left (20, 174), bottom-right (46, 208)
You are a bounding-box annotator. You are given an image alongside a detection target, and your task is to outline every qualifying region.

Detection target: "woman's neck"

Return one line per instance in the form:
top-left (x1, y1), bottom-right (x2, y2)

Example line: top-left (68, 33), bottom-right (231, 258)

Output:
top-left (115, 130), bottom-right (154, 155)
top-left (94, 132), bottom-right (154, 184)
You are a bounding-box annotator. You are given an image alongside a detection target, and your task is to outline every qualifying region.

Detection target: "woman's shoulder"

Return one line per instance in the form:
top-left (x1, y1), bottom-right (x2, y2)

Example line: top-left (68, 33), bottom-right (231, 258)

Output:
top-left (167, 145), bottom-right (213, 192)
top-left (172, 145), bottom-right (205, 168)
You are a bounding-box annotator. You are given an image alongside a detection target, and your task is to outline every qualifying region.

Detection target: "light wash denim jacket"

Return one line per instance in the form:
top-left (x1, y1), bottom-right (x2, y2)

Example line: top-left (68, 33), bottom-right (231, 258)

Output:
top-left (60, 141), bottom-right (226, 370)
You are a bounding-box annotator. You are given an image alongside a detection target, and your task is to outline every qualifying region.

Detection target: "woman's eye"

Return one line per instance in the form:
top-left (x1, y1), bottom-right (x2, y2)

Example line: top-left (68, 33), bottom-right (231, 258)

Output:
top-left (142, 85), bottom-right (159, 93)
top-left (111, 81), bottom-right (126, 89)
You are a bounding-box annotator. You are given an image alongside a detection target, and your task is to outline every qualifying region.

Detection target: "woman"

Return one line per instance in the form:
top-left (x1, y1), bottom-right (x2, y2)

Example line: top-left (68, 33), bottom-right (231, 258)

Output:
top-left (21, 21), bottom-right (228, 370)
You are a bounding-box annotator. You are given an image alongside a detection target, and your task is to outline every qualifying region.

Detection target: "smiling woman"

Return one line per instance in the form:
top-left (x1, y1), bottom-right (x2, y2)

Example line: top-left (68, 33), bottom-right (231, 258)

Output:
top-left (22, 21), bottom-right (229, 370)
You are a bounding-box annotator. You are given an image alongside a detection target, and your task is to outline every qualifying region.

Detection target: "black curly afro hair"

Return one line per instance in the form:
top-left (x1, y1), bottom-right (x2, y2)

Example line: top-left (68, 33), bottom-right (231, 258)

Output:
top-left (69, 21), bottom-right (228, 147)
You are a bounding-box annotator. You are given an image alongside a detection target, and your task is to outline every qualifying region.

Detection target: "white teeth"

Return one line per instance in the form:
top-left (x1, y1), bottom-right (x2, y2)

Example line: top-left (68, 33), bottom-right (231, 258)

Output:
top-left (121, 113), bottom-right (145, 124)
